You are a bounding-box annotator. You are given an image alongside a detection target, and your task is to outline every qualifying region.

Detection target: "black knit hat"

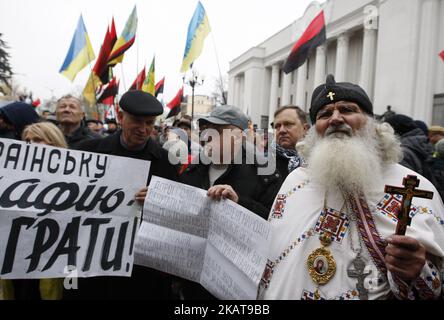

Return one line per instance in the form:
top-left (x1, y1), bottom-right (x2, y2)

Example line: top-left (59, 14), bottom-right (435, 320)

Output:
top-left (384, 114), bottom-right (418, 136)
top-left (0, 101), bottom-right (40, 135)
top-left (310, 74), bottom-right (373, 123)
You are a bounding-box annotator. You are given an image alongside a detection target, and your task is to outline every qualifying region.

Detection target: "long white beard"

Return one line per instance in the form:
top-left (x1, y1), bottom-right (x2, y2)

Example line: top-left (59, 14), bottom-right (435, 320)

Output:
top-left (298, 121), bottom-right (388, 195)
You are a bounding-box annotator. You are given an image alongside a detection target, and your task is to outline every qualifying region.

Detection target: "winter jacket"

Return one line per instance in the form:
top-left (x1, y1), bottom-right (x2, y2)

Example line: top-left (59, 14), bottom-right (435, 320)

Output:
top-left (431, 157), bottom-right (444, 201)
top-left (177, 148), bottom-right (282, 299)
top-left (64, 123), bottom-right (101, 149)
top-left (399, 128), bottom-right (436, 184)
top-left (179, 151), bottom-right (283, 220)
top-left (63, 131), bottom-right (178, 300)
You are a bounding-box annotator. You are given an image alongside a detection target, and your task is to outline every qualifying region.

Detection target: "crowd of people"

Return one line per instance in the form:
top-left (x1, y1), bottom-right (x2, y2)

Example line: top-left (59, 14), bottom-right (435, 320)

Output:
top-left (0, 74), bottom-right (443, 300)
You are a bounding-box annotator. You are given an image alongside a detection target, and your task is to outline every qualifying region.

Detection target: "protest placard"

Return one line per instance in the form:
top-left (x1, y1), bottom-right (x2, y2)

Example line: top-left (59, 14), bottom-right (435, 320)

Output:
top-left (135, 176), bottom-right (271, 299)
top-left (0, 138), bottom-right (150, 279)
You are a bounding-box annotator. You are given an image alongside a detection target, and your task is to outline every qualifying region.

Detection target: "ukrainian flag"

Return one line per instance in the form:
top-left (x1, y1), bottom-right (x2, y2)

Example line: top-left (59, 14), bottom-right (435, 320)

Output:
top-left (59, 15), bottom-right (95, 82)
top-left (142, 56), bottom-right (155, 95)
top-left (180, 1), bottom-right (211, 73)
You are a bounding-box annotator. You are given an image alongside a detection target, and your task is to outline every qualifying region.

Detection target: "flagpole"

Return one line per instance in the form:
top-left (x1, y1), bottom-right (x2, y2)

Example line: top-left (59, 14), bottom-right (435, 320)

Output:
top-left (84, 34), bottom-right (99, 120)
top-left (120, 63), bottom-right (127, 92)
top-left (210, 30), bottom-right (226, 105)
top-left (136, 31), bottom-right (139, 90)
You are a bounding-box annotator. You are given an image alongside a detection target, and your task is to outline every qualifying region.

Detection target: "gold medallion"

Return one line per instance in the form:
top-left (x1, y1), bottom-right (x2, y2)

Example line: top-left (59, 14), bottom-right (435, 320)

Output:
top-left (307, 247), bottom-right (336, 285)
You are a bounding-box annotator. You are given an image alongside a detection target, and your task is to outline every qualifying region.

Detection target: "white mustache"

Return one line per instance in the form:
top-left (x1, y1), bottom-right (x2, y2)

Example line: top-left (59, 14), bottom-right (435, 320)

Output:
top-left (325, 124), bottom-right (352, 136)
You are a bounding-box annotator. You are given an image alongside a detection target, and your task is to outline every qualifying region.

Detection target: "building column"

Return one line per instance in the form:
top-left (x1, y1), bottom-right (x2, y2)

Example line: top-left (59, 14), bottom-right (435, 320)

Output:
top-left (413, 0), bottom-right (440, 123)
top-left (295, 62), bottom-right (307, 111)
top-left (268, 64), bottom-right (280, 127)
top-left (228, 76), bottom-right (236, 105)
top-left (359, 28), bottom-right (377, 99)
top-left (234, 76), bottom-right (240, 107)
top-left (281, 71), bottom-right (292, 106)
top-left (335, 33), bottom-right (349, 82)
top-left (314, 44), bottom-right (327, 88)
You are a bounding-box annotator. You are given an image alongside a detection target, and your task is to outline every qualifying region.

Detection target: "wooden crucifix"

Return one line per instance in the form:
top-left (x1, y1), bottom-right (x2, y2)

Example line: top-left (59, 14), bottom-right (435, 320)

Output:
top-left (384, 175), bottom-right (434, 235)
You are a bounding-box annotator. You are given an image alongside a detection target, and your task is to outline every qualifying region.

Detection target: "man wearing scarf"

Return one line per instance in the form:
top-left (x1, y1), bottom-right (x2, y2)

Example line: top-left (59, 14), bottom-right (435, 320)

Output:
top-left (271, 105), bottom-right (310, 179)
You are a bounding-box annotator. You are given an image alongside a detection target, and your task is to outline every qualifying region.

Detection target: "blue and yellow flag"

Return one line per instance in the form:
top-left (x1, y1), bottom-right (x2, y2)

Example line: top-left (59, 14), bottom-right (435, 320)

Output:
top-left (82, 71), bottom-right (101, 106)
top-left (142, 56), bottom-right (155, 95)
top-left (180, 1), bottom-right (211, 73)
top-left (59, 15), bottom-right (95, 81)
top-left (108, 6), bottom-right (138, 66)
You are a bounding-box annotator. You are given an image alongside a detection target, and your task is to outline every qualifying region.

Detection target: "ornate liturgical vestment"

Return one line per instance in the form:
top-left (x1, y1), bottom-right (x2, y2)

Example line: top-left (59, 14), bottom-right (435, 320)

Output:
top-left (260, 164), bottom-right (444, 300)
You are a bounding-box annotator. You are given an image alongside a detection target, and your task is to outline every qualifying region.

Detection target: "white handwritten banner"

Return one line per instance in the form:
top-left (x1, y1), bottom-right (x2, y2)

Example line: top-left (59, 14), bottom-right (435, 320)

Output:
top-left (0, 138), bottom-right (150, 279)
top-left (134, 176), bottom-right (271, 300)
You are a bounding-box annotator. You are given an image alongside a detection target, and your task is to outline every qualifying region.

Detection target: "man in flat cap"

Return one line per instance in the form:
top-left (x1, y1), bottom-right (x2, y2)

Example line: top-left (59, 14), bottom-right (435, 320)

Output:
top-left (178, 105), bottom-right (282, 299)
top-left (67, 90), bottom-right (178, 300)
top-left (428, 125), bottom-right (444, 146)
top-left (259, 75), bottom-right (444, 300)
top-left (181, 105), bottom-right (282, 219)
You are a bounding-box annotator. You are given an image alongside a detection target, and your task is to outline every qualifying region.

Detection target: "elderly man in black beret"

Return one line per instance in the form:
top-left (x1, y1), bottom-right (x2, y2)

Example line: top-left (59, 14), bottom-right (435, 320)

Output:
top-left (260, 75), bottom-right (444, 300)
top-left (67, 90), bottom-right (178, 300)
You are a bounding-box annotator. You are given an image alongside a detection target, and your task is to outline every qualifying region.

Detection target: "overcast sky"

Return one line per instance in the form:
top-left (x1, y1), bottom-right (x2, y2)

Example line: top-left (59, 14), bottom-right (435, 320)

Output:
top-left (0, 0), bottom-right (322, 104)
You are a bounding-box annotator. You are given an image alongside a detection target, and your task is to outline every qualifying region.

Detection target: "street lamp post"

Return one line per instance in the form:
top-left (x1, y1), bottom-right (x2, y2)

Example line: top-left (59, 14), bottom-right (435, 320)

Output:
top-left (184, 70), bottom-right (204, 122)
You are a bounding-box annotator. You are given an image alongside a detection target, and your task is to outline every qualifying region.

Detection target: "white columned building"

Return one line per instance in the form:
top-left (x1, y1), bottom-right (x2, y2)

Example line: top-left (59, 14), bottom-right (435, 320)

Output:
top-left (281, 71), bottom-right (292, 106)
top-left (412, 0), bottom-right (440, 122)
top-left (359, 4), bottom-right (378, 98)
top-left (267, 64), bottom-right (280, 127)
top-left (228, 0), bottom-right (444, 128)
top-left (314, 44), bottom-right (327, 88)
top-left (359, 28), bottom-right (377, 97)
top-left (295, 63), bottom-right (307, 112)
top-left (334, 33), bottom-right (349, 82)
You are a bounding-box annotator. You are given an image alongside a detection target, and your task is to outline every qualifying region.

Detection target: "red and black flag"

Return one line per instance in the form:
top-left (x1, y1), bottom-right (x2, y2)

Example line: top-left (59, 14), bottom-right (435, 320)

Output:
top-left (129, 66), bottom-right (146, 90)
top-left (32, 98), bottom-right (41, 108)
top-left (93, 18), bottom-right (117, 84)
top-left (166, 87), bottom-right (184, 118)
top-left (155, 77), bottom-right (165, 97)
top-left (283, 9), bottom-right (326, 74)
top-left (97, 77), bottom-right (119, 105)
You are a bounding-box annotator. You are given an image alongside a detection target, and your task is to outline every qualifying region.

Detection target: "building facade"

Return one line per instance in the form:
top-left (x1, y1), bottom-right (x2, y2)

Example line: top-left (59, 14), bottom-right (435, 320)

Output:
top-left (182, 94), bottom-right (215, 119)
top-left (228, 0), bottom-right (444, 128)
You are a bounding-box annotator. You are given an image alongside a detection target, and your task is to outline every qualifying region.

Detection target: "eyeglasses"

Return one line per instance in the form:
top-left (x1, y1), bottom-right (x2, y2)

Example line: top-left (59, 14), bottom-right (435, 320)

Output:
top-left (316, 103), bottom-right (361, 120)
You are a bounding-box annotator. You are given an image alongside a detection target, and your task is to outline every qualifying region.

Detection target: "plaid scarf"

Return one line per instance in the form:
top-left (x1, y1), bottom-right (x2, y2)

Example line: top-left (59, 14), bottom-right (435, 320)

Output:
top-left (273, 142), bottom-right (302, 173)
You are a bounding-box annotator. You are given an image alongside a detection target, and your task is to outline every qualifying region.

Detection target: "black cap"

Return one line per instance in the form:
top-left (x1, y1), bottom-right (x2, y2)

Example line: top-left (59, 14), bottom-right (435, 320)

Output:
top-left (177, 118), bottom-right (192, 129)
top-left (119, 90), bottom-right (163, 116)
top-left (310, 74), bottom-right (373, 123)
top-left (385, 114), bottom-right (418, 136)
top-left (105, 118), bottom-right (117, 125)
top-left (0, 101), bottom-right (40, 134)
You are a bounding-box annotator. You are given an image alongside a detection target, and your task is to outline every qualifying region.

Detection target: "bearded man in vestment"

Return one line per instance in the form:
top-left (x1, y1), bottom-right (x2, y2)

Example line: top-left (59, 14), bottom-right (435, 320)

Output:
top-left (260, 75), bottom-right (444, 300)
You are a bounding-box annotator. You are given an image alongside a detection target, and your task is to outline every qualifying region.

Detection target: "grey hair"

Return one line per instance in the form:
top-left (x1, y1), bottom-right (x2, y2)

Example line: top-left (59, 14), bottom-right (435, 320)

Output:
top-left (372, 120), bottom-right (403, 164)
top-left (297, 116), bottom-right (403, 166)
top-left (56, 94), bottom-right (84, 112)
